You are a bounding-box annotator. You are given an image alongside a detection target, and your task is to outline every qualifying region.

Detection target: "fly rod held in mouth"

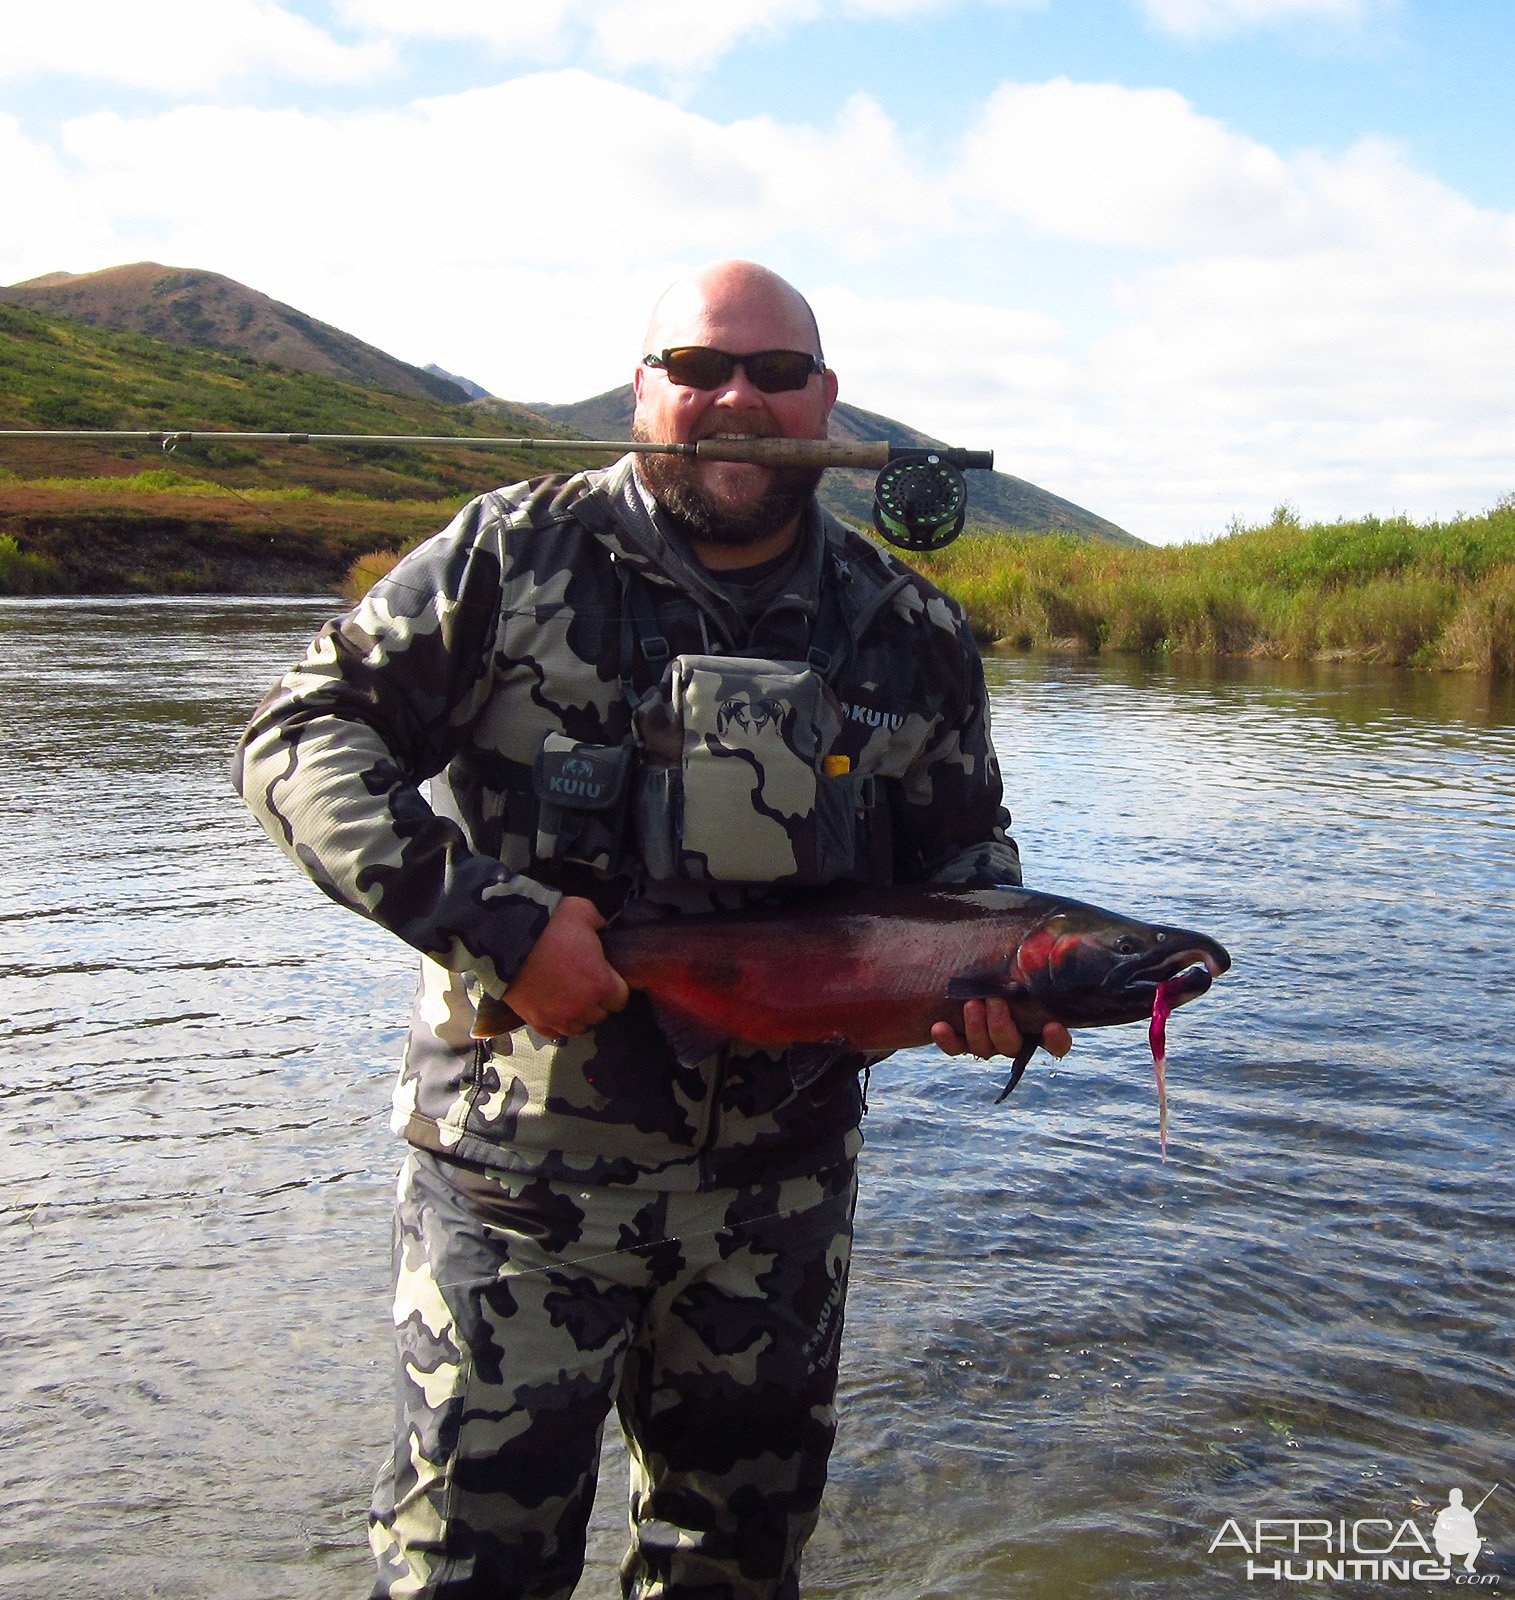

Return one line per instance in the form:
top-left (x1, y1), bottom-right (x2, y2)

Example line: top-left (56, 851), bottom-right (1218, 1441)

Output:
top-left (0, 429), bottom-right (993, 472)
top-left (0, 429), bottom-right (996, 550)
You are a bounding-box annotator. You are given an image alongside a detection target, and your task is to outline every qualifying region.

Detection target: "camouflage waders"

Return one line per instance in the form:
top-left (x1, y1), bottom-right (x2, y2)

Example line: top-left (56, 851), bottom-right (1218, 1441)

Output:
top-left (369, 1149), bottom-right (857, 1600)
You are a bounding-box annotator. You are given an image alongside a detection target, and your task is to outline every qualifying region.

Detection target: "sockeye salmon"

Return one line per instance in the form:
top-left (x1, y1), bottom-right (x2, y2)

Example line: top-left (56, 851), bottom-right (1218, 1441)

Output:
top-left (473, 883), bottom-right (1231, 1106)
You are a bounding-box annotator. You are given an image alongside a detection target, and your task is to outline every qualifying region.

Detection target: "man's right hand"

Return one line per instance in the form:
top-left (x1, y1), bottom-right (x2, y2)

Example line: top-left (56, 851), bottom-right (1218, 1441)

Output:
top-left (502, 895), bottom-right (630, 1039)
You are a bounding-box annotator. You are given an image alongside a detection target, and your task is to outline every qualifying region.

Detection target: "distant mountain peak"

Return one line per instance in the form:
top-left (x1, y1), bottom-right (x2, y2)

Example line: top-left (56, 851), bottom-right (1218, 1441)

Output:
top-left (424, 363), bottom-right (494, 401)
top-left (0, 262), bottom-right (468, 407)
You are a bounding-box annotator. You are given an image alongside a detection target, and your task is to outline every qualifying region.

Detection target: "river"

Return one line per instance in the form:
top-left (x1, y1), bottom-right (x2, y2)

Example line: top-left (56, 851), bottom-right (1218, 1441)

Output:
top-left (1, 596), bottom-right (1510, 1598)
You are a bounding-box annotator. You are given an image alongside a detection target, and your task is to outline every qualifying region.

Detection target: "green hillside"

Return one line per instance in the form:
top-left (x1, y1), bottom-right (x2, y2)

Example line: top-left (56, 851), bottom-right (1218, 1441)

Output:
top-left (0, 261), bottom-right (470, 406)
top-left (0, 301), bottom-right (603, 592)
top-left (0, 300), bottom-right (591, 496)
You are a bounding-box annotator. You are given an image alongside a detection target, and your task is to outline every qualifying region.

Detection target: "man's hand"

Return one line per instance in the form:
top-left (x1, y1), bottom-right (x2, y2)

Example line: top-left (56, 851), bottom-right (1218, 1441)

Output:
top-left (931, 998), bottom-right (1073, 1064)
top-left (502, 896), bottom-right (630, 1039)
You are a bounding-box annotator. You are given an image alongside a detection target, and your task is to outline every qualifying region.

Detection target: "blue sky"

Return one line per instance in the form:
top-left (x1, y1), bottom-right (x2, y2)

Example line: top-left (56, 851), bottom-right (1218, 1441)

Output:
top-left (3, 0), bottom-right (1511, 541)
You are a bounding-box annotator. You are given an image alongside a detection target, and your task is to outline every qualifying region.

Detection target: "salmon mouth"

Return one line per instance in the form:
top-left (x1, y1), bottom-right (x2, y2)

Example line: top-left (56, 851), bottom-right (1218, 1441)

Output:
top-left (1109, 940), bottom-right (1231, 1001)
top-left (1153, 963), bottom-right (1214, 1005)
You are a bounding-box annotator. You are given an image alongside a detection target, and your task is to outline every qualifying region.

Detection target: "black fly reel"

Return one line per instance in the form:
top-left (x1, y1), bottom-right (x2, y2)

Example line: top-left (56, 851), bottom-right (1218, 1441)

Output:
top-left (871, 450), bottom-right (970, 551)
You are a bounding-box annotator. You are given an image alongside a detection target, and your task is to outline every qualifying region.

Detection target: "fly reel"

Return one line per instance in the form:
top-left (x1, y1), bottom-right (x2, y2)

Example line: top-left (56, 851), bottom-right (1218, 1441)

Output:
top-left (872, 451), bottom-right (970, 552)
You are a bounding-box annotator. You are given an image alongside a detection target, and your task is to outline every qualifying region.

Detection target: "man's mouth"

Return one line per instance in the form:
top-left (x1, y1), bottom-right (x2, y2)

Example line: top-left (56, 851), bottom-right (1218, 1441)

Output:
top-left (697, 427), bottom-right (777, 444)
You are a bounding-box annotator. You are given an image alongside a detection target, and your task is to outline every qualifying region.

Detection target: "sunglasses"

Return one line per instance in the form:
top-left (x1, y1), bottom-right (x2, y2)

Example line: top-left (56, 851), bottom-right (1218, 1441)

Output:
top-left (642, 346), bottom-right (826, 394)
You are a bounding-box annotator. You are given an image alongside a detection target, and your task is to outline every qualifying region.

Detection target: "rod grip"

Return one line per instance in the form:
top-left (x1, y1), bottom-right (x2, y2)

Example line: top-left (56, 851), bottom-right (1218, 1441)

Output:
top-left (691, 438), bottom-right (891, 469)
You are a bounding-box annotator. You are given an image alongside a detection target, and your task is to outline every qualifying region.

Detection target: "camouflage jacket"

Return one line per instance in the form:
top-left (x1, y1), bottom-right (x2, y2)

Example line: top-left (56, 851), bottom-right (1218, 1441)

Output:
top-left (235, 456), bottom-right (1021, 1190)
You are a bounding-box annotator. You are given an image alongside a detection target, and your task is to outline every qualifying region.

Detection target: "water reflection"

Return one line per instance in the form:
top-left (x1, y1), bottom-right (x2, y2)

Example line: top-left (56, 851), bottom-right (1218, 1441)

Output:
top-left (1, 601), bottom-right (1511, 1598)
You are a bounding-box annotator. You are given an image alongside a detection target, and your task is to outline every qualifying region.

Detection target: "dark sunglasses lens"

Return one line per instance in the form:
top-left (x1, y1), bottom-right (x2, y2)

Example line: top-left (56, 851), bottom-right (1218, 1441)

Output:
top-left (743, 352), bottom-right (818, 392)
top-left (659, 348), bottom-right (818, 392)
top-left (661, 348), bottom-right (737, 387)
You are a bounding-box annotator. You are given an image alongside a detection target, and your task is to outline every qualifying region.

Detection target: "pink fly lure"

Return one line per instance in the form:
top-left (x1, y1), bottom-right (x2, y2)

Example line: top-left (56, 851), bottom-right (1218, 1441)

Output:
top-left (1149, 977), bottom-right (1182, 1161)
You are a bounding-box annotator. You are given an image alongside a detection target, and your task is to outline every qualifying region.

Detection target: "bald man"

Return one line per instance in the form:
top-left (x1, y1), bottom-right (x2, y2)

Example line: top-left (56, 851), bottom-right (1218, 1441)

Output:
top-left (236, 261), bottom-right (1058, 1599)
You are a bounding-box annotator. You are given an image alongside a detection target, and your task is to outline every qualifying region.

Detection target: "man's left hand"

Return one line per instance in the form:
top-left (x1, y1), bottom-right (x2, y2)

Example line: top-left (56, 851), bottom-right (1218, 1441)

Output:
top-left (931, 998), bottom-right (1073, 1063)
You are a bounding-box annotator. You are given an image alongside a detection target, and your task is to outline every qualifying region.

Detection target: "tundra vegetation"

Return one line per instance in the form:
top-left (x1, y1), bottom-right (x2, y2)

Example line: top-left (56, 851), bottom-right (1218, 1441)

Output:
top-left (2, 300), bottom-right (1510, 673)
top-left (914, 499), bottom-right (1515, 677)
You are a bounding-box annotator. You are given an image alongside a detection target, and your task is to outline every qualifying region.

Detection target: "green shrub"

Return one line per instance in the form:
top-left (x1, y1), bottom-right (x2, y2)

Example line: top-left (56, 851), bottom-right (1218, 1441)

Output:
top-left (0, 535), bottom-right (60, 595)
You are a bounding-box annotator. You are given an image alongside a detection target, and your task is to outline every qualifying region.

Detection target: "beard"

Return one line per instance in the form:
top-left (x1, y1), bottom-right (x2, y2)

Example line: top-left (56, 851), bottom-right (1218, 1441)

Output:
top-left (632, 422), bottom-right (823, 548)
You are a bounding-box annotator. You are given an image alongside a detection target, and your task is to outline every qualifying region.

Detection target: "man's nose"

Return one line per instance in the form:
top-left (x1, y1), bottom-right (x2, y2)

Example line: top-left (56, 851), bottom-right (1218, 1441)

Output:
top-left (710, 360), bottom-right (768, 408)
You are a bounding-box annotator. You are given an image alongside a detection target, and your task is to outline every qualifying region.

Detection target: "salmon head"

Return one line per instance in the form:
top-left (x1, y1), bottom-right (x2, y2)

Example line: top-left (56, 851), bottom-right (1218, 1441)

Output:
top-left (1005, 893), bottom-right (1232, 1028)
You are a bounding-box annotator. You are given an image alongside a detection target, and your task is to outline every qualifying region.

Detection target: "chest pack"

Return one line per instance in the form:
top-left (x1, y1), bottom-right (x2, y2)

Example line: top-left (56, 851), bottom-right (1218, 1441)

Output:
top-left (530, 559), bottom-right (886, 888)
top-left (632, 652), bottom-right (861, 885)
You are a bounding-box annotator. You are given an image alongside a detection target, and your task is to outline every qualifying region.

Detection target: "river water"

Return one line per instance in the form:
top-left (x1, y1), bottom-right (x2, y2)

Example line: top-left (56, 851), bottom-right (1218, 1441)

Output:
top-left (1, 596), bottom-right (1511, 1598)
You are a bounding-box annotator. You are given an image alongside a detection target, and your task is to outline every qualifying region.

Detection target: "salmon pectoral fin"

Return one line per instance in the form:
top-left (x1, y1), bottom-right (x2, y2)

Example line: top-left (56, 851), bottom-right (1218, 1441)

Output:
top-left (939, 978), bottom-right (1039, 1105)
top-left (944, 977), bottom-right (1025, 1004)
top-left (993, 1041), bottom-right (1038, 1105)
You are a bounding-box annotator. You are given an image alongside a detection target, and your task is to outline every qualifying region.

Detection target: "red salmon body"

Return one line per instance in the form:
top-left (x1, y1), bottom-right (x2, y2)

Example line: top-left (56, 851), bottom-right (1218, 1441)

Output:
top-left (581, 882), bottom-right (1230, 1072)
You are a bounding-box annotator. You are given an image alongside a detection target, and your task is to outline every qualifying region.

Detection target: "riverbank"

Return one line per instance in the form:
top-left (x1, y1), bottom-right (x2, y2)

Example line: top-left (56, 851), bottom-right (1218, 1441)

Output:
top-left (3, 477), bottom-right (1510, 675)
top-left (343, 498), bottom-right (1515, 675)
top-left (0, 470), bottom-right (448, 594)
top-left (915, 500), bottom-right (1515, 676)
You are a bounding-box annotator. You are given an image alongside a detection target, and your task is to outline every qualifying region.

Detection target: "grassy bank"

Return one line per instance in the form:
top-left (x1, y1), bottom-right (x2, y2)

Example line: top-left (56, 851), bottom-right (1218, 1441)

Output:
top-left (915, 501), bottom-right (1515, 676)
top-left (5, 463), bottom-right (1511, 678)
top-left (0, 468), bottom-right (458, 594)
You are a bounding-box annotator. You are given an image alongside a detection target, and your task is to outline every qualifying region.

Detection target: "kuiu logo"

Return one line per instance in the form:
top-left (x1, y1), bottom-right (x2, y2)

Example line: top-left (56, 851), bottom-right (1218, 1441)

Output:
top-left (1208, 1481), bottom-right (1502, 1585)
top-left (548, 755), bottom-right (604, 801)
top-left (842, 698), bottom-right (905, 733)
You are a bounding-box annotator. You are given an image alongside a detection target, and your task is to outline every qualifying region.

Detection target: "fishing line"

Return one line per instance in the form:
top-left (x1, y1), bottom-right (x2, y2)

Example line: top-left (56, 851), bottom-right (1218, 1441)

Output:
top-left (148, 432), bottom-right (291, 532)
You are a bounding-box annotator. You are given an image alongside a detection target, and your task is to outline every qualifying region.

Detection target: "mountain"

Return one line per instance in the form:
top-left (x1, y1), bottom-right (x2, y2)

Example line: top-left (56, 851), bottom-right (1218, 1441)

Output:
top-left (1, 260), bottom-right (1134, 543)
top-left (0, 296), bottom-right (591, 503)
top-left (426, 363), bottom-right (494, 400)
top-left (0, 262), bottom-right (469, 406)
top-left (531, 385), bottom-right (1137, 544)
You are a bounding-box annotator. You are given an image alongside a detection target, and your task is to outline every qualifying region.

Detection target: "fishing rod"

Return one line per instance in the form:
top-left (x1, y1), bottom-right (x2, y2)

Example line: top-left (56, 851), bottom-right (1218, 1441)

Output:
top-left (1, 428), bottom-right (995, 551)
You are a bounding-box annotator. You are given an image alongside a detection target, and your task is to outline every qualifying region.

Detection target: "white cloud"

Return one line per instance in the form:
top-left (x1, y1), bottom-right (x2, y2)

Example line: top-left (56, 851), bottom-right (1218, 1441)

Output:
top-left (814, 287), bottom-right (1075, 444)
top-left (0, 118), bottom-right (122, 285)
top-left (335, 0), bottom-right (1045, 72)
top-left (955, 79), bottom-right (1311, 251)
top-left (1, 0), bottom-right (391, 92)
top-left (1136, 0), bottom-right (1384, 40)
top-left (26, 74), bottom-right (948, 400)
top-left (6, 66), bottom-right (1511, 540)
top-left (332, 0), bottom-right (582, 59)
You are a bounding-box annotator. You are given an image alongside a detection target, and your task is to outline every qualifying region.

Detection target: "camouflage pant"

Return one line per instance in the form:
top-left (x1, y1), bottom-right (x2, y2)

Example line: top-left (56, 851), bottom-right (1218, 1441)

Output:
top-left (368, 1149), bottom-right (857, 1600)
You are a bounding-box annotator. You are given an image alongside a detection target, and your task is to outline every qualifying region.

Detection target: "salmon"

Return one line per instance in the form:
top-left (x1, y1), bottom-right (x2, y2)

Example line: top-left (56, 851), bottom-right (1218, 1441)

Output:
top-left (473, 882), bottom-right (1231, 1102)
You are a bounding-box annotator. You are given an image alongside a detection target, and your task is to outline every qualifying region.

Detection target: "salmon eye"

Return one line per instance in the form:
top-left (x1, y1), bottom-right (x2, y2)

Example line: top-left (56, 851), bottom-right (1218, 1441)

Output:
top-left (1115, 936), bottom-right (1139, 955)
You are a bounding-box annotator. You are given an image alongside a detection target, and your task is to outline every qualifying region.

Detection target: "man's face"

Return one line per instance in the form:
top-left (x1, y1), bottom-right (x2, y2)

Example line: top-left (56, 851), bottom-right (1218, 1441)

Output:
top-left (632, 271), bottom-right (839, 549)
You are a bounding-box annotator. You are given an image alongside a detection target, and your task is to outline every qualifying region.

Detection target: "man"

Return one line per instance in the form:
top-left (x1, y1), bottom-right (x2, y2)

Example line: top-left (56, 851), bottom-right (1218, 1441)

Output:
top-left (235, 260), bottom-right (1068, 1599)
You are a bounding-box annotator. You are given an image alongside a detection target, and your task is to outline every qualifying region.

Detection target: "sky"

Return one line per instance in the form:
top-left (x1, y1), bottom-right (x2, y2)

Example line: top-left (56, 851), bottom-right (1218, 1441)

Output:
top-left (3, 0), bottom-right (1511, 542)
